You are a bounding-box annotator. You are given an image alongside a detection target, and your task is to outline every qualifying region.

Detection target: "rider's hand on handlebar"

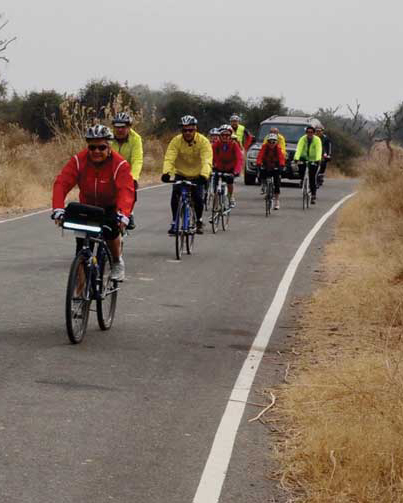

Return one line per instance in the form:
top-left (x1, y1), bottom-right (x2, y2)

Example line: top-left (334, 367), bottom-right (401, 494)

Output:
top-left (117, 212), bottom-right (129, 231)
top-left (161, 173), bottom-right (170, 183)
top-left (52, 209), bottom-right (65, 226)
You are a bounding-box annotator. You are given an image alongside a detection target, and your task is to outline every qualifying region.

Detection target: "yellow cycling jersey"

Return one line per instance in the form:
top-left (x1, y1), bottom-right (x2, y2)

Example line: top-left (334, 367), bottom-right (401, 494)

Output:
top-left (111, 129), bottom-right (143, 181)
top-left (162, 132), bottom-right (212, 179)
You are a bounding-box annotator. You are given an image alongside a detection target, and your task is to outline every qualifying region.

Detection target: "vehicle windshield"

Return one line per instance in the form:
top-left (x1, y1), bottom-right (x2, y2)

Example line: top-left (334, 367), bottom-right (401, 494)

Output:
top-left (257, 123), bottom-right (307, 143)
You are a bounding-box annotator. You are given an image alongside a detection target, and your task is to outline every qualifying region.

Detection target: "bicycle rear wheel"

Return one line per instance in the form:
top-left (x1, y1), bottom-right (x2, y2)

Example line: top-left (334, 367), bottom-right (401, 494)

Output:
top-left (65, 252), bottom-right (91, 344)
top-left (221, 194), bottom-right (230, 231)
top-left (186, 206), bottom-right (196, 254)
top-left (96, 245), bottom-right (118, 330)
top-left (211, 194), bottom-right (220, 234)
top-left (175, 201), bottom-right (185, 260)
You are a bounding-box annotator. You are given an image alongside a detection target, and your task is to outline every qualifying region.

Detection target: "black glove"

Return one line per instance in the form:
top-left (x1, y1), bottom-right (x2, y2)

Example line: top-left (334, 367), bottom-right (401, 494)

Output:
top-left (161, 173), bottom-right (170, 183)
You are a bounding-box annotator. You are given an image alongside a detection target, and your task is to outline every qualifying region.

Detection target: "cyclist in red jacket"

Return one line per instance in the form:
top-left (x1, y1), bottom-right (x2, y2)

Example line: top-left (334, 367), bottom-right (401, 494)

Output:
top-left (52, 125), bottom-right (135, 281)
top-left (256, 133), bottom-right (285, 210)
top-left (212, 125), bottom-right (243, 207)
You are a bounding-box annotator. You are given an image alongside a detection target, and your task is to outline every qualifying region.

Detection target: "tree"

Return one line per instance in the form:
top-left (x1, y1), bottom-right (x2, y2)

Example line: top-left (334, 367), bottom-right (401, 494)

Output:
top-left (0, 15), bottom-right (16, 63)
top-left (20, 90), bottom-right (63, 139)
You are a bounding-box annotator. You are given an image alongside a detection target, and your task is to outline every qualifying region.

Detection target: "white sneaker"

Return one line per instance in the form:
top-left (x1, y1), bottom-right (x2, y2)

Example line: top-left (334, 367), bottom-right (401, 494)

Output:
top-left (274, 196), bottom-right (280, 210)
top-left (111, 258), bottom-right (125, 282)
top-left (229, 196), bottom-right (236, 208)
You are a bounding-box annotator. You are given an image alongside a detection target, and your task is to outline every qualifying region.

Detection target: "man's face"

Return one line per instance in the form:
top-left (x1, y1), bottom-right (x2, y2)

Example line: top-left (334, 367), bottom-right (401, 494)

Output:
top-left (113, 125), bottom-right (130, 140)
top-left (182, 126), bottom-right (197, 142)
top-left (220, 132), bottom-right (232, 143)
top-left (87, 139), bottom-right (111, 164)
top-left (230, 120), bottom-right (239, 131)
top-left (270, 128), bottom-right (279, 135)
top-left (316, 129), bottom-right (323, 137)
top-left (209, 134), bottom-right (219, 144)
top-left (306, 128), bottom-right (315, 139)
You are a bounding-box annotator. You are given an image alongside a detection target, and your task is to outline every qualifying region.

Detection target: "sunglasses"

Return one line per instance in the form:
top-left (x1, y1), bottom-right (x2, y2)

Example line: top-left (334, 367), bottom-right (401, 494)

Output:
top-left (221, 133), bottom-right (231, 138)
top-left (269, 140), bottom-right (277, 144)
top-left (88, 144), bottom-right (109, 152)
top-left (182, 128), bottom-right (196, 133)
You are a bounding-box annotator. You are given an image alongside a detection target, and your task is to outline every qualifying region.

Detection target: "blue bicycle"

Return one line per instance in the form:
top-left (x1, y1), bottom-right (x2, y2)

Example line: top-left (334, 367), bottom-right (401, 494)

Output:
top-left (172, 180), bottom-right (197, 260)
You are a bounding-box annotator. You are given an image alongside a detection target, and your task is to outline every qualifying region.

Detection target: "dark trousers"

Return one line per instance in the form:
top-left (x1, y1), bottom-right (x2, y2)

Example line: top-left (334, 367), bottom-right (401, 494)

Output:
top-left (171, 175), bottom-right (205, 222)
top-left (319, 159), bottom-right (328, 176)
top-left (299, 162), bottom-right (319, 196)
top-left (260, 168), bottom-right (281, 194)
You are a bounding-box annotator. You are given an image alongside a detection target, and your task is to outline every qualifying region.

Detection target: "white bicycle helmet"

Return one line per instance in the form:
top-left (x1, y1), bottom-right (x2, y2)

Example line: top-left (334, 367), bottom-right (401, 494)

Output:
top-left (179, 115), bottom-right (198, 126)
top-left (85, 125), bottom-right (114, 140)
top-left (112, 112), bottom-right (132, 126)
top-left (230, 114), bottom-right (241, 122)
top-left (209, 127), bottom-right (220, 136)
top-left (219, 124), bottom-right (233, 134)
top-left (267, 133), bottom-right (278, 141)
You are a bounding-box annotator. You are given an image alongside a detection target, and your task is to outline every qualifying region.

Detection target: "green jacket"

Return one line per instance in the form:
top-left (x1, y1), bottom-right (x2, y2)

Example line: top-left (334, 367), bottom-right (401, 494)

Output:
top-left (162, 132), bottom-right (212, 179)
top-left (294, 135), bottom-right (322, 162)
top-left (111, 129), bottom-right (143, 181)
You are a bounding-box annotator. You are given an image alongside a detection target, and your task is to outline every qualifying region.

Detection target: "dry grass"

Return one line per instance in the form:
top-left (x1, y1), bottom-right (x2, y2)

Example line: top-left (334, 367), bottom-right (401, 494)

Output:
top-left (0, 125), bottom-right (165, 214)
top-left (277, 146), bottom-right (403, 502)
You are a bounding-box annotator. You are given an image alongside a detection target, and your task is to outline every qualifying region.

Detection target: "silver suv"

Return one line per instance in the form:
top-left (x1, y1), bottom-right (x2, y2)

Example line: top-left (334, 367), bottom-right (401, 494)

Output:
top-left (245, 115), bottom-right (324, 184)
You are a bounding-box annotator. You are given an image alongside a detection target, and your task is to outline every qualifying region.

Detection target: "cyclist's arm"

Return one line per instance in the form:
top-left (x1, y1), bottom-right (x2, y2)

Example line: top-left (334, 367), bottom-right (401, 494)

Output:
top-left (278, 146), bottom-right (286, 167)
top-left (162, 136), bottom-right (180, 177)
top-left (115, 160), bottom-right (135, 217)
top-left (233, 142), bottom-right (244, 175)
top-left (256, 144), bottom-right (267, 166)
top-left (52, 156), bottom-right (79, 210)
top-left (314, 137), bottom-right (322, 162)
top-left (294, 137), bottom-right (305, 162)
top-left (130, 132), bottom-right (143, 181)
top-left (199, 137), bottom-right (213, 179)
top-left (278, 135), bottom-right (286, 156)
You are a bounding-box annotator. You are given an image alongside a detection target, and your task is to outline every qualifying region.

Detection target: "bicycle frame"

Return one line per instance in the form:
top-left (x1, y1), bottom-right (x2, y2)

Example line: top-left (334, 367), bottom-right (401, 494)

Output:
top-left (173, 181), bottom-right (195, 233)
top-left (212, 172), bottom-right (231, 215)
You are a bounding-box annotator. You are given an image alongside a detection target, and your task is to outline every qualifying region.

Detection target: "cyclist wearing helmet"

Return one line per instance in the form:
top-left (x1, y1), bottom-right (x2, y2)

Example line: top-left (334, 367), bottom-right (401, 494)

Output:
top-left (208, 128), bottom-right (220, 145)
top-left (229, 114), bottom-right (253, 151)
top-left (52, 125), bottom-right (134, 281)
top-left (161, 115), bottom-right (212, 235)
top-left (212, 125), bottom-right (243, 207)
top-left (111, 112), bottom-right (143, 228)
top-left (256, 133), bottom-right (285, 210)
top-left (263, 127), bottom-right (286, 156)
top-left (294, 126), bottom-right (322, 204)
top-left (315, 126), bottom-right (332, 186)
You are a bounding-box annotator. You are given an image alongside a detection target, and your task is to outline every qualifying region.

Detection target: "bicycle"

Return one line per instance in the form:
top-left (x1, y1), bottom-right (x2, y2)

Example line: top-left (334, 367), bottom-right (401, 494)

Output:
top-left (203, 175), bottom-right (214, 211)
top-left (210, 172), bottom-right (231, 233)
top-left (171, 180), bottom-right (197, 260)
top-left (58, 202), bottom-right (119, 344)
top-left (258, 167), bottom-right (274, 217)
top-left (299, 161), bottom-right (318, 210)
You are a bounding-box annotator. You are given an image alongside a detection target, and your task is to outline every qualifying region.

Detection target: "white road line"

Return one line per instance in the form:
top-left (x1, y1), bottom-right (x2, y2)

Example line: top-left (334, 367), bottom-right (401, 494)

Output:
top-left (0, 184), bottom-right (165, 225)
top-left (192, 192), bottom-right (356, 503)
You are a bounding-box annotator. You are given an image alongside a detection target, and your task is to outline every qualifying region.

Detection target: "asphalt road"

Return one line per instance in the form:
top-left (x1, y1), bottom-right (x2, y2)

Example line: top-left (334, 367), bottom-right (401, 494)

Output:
top-left (0, 178), bottom-right (355, 503)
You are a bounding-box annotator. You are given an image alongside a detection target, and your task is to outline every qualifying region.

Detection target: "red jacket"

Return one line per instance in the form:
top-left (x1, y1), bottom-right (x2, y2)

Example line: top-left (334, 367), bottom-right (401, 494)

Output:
top-left (213, 140), bottom-right (243, 175)
top-left (256, 143), bottom-right (285, 169)
top-left (52, 150), bottom-right (135, 217)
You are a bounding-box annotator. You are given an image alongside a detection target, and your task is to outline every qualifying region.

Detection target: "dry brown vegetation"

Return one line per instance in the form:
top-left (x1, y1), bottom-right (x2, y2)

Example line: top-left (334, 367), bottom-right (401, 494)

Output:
top-left (277, 146), bottom-right (403, 502)
top-left (0, 124), bottom-right (165, 214)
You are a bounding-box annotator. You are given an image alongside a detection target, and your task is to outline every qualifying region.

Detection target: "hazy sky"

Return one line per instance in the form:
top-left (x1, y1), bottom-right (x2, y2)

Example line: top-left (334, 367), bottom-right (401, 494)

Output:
top-left (1, 0), bottom-right (401, 117)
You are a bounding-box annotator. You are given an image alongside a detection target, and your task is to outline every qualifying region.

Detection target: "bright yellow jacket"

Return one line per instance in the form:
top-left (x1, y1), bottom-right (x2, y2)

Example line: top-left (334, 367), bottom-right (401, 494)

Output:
top-left (263, 133), bottom-right (286, 155)
top-left (294, 135), bottom-right (322, 162)
top-left (163, 133), bottom-right (212, 179)
top-left (111, 129), bottom-right (143, 181)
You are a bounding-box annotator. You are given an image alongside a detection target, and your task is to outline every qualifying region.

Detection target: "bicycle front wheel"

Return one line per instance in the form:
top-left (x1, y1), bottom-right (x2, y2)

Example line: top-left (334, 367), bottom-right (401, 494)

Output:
top-left (302, 179), bottom-right (309, 211)
top-left (65, 252), bottom-right (91, 344)
top-left (211, 194), bottom-right (220, 234)
top-left (266, 180), bottom-right (274, 217)
top-left (186, 206), bottom-right (196, 254)
top-left (221, 194), bottom-right (230, 231)
top-left (175, 201), bottom-right (186, 260)
top-left (96, 245), bottom-right (118, 331)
